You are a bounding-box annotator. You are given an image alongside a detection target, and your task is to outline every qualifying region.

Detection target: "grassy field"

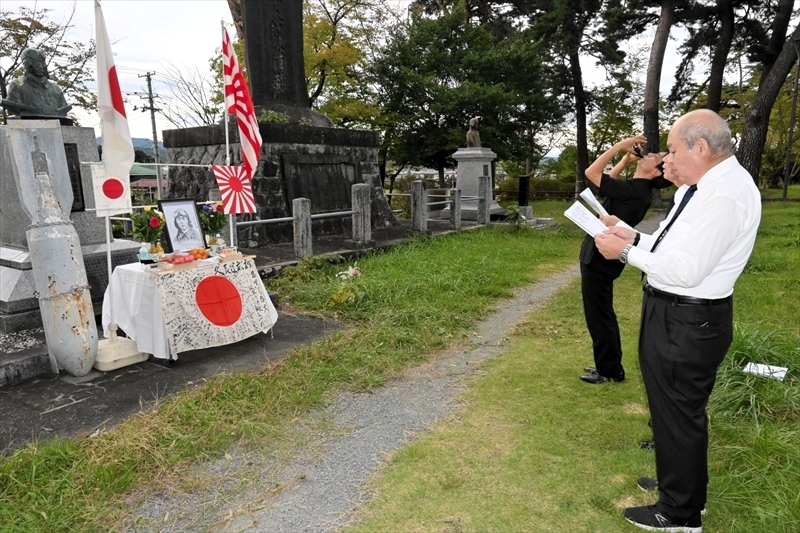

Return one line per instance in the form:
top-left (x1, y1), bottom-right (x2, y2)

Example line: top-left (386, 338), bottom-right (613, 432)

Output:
top-left (344, 196), bottom-right (800, 532)
top-left (0, 192), bottom-right (796, 532)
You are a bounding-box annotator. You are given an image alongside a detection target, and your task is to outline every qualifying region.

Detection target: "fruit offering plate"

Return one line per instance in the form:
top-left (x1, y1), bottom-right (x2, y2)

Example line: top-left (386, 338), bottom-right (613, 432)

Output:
top-left (156, 260), bottom-right (197, 271)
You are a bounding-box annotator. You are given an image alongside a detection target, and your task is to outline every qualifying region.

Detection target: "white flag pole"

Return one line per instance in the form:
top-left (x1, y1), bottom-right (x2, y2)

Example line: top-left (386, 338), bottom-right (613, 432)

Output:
top-left (222, 20), bottom-right (237, 247)
top-left (104, 216), bottom-right (117, 341)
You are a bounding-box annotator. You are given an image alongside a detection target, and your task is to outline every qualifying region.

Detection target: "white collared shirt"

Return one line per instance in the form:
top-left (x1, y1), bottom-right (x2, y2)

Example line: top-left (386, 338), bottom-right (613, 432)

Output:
top-left (627, 156), bottom-right (761, 299)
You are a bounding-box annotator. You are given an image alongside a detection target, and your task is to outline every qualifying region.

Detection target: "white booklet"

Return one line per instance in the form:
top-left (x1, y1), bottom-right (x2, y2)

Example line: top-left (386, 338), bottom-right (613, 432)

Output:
top-left (564, 201), bottom-right (607, 236)
top-left (580, 188), bottom-right (608, 216)
top-left (743, 362), bottom-right (788, 381)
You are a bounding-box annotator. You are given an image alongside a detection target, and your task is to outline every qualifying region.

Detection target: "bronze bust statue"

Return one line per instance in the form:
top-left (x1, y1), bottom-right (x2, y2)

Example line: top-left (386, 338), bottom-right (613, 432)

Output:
top-left (2, 49), bottom-right (71, 117)
top-left (466, 117), bottom-right (481, 147)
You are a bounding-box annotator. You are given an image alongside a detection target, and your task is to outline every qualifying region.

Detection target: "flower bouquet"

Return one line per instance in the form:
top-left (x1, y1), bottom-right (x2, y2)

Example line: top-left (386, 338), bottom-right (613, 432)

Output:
top-left (199, 202), bottom-right (227, 243)
top-left (130, 207), bottom-right (166, 252)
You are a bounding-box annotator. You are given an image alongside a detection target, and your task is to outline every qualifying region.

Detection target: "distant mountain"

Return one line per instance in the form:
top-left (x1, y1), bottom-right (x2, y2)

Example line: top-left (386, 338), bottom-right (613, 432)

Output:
top-left (95, 137), bottom-right (165, 157)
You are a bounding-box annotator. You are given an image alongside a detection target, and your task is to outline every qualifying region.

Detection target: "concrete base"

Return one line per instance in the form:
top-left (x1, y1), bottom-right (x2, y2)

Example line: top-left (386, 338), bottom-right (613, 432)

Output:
top-left (439, 204), bottom-right (506, 221)
top-left (0, 240), bottom-right (142, 333)
top-left (94, 337), bottom-right (148, 372)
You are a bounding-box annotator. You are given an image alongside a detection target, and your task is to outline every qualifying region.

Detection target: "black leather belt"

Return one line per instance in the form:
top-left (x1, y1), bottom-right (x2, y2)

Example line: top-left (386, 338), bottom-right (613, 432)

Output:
top-left (643, 284), bottom-right (732, 306)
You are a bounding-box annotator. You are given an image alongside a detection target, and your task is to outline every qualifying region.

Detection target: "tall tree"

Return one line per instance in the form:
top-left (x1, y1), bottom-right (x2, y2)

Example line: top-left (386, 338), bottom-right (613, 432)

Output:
top-left (738, 22), bottom-right (800, 185)
top-left (641, 1), bottom-right (678, 152)
top-left (526, 0), bottom-right (633, 196)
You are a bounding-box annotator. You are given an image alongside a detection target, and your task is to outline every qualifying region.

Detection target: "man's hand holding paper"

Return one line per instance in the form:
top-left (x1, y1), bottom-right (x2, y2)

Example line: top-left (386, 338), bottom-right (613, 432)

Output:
top-left (595, 226), bottom-right (636, 260)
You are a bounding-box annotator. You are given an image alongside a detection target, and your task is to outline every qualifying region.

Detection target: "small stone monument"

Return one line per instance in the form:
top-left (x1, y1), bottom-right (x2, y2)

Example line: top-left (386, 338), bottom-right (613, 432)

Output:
top-left (466, 117), bottom-right (481, 147)
top-left (438, 119), bottom-right (504, 221)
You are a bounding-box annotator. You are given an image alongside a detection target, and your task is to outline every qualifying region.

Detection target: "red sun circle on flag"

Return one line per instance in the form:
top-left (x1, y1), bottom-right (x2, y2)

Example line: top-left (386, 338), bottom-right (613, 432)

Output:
top-left (195, 276), bottom-right (242, 327)
top-left (228, 175), bottom-right (243, 192)
top-left (102, 177), bottom-right (125, 199)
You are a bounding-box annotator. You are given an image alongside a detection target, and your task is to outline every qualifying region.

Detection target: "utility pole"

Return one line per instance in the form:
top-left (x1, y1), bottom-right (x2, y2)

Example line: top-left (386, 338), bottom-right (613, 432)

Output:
top-left (137, 72), bottom-right (164, 199)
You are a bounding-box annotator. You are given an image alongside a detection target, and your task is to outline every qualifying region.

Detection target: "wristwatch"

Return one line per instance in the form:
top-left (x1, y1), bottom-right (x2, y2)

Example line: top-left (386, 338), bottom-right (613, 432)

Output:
top-left (619, 244), bottom-right (633, 264)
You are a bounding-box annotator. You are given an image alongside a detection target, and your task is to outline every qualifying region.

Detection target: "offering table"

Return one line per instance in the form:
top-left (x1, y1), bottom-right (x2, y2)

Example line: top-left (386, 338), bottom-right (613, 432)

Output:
top-left (102, 258), bottom-right (277, 360)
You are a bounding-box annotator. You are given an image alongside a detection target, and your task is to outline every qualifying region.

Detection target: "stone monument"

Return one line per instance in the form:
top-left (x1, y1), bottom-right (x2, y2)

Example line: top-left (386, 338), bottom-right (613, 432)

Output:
top-left (438, 119), bottom-right (504, 221)
top-left (164, 0), bottom-right (395, 246)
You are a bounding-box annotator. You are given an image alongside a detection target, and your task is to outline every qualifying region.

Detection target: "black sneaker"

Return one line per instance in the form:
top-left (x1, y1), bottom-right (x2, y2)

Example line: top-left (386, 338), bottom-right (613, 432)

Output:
top-left (638, 477), bottom-right (658, 491)
top-left (623, 505), bottom-right (702, 532)
top-left (579, 369), bottom-right (625, 384)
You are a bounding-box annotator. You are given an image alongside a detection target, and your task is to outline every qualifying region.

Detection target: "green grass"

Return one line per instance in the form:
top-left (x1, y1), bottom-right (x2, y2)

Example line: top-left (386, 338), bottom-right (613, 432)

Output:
top-left (346, 200), bottom-right (800, 533)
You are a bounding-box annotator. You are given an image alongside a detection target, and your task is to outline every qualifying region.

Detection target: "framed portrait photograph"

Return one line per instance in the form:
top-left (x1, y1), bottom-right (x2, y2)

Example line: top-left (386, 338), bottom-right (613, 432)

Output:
top-left (158, 198), bottom-right (206, 253)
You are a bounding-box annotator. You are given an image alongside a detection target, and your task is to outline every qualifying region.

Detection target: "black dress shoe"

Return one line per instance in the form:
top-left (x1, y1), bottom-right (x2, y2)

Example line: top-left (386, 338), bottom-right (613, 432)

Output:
top-left (584, 366), bottom-right (596, 373)
top-left (580, 370), bottom-right (625, 384)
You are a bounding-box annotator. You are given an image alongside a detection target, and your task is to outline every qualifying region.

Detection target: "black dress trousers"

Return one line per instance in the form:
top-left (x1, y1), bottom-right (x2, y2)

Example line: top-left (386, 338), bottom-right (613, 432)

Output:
top-left (638, 293), bottom-right (733, 523)
top-left (580, 235), bottom-right (626, 378)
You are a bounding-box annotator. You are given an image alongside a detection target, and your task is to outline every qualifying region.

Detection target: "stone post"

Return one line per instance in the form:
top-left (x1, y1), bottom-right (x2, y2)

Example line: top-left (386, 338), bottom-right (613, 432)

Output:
top-left (448, 147), bottom-right (504, 221)
top-left (410, 180), bottom-right (429, 234)
top-left (350, 183), bottom-right (373, 246)
top-left (293, 197), bottom-right (312, 259)
top-left (477, 175), bottom-right (490, 225)
top-left (450, 188), bottom-right (462, 230)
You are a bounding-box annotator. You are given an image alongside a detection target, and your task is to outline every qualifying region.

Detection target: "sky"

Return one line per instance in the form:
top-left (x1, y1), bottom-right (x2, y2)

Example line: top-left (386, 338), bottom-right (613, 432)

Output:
top-left (2, 0), bottom-right (693, 142)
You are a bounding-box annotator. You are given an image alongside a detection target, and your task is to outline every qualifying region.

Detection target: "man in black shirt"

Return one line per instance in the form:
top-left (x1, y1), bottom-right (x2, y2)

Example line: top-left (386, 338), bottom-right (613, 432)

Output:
top-left (579, 136), bottom-right (670, 384)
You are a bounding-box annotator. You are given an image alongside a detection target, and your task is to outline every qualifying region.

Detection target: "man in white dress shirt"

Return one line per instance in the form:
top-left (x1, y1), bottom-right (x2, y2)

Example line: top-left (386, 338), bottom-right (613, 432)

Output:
top-left (595, 109), bottom-right (761, 532)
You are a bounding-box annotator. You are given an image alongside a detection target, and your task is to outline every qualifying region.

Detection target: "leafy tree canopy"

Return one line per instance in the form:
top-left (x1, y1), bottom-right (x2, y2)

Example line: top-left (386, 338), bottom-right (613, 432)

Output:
top-left (374, 3), bottom-right (565, 180)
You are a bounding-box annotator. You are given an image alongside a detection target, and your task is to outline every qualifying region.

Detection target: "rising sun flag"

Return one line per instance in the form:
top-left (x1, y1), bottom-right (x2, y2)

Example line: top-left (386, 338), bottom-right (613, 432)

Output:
top-left (211, 164), bottom-right (256, 214)
top-left (222, 25), bottom-right (261, 181)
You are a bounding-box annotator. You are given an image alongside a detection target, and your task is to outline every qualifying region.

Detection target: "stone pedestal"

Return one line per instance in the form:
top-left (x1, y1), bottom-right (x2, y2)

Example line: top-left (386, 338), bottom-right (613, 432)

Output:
top-left (163, 122), bottom-right (396, 247)
top-left (441, 147), bottom-right (505, 221)
top-left (0, 122), bottom-right (140, 333)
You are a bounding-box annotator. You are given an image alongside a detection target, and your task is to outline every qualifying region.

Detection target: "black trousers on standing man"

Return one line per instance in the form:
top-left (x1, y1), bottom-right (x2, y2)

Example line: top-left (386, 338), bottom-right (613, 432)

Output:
top-left (638, 289), bottom-right (733, 524)
top-left (580, 248), bottom-right (626, 379)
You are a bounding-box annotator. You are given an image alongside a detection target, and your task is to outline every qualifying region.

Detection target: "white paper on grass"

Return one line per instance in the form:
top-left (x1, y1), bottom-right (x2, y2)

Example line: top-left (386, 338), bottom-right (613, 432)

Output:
top-left (742, 362), bottom-right (788, 381)
top-left (564, 201), bottom-right (608, 236)
top-left (579, 188), bottom-right (609, 216)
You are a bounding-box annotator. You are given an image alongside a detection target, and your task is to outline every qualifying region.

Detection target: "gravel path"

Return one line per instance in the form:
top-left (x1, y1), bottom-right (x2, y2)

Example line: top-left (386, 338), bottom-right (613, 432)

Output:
top-left (128, 216), bottom-right (664, 533)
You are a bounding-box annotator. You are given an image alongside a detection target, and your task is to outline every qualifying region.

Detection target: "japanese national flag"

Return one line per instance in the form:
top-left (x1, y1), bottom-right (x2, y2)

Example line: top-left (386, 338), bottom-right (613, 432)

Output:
top-left (94, 0), bottom-right (133, 217)
top-left (155, 259), bottom-right (277, 355)
top-left (89, 163), bottom-right (131, 217)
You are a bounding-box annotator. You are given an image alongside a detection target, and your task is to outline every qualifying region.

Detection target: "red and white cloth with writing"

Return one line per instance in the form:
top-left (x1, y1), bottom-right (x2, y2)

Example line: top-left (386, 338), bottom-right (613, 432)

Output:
top-left (155, 259), bottom-right (276, 356)
top-left (222, 25), bottom-right (262, 181)
top-left (211, 164), bottom-right (257, 214)
top-left (93, 0), bottom-right (133, 217)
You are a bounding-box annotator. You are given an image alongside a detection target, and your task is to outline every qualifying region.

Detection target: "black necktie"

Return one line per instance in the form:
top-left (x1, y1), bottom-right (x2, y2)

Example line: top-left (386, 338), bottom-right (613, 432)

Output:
top-left (650, 184), bottom-right (697, 253)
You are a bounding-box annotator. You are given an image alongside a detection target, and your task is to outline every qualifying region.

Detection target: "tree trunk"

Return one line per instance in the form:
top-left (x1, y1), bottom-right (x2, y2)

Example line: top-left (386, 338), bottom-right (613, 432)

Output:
top-left (706, 0), bottom-right (734, 112)
top-left (643, 0), bottom-right (674, 154)
top-left (738, 23), bottom-right (800, 185)
top-left (227, 0), bottom-right (244, 40)
top-left (759, 0), bottom-right (794, 90)
top-left (570, 48), bottom-right (588, 197)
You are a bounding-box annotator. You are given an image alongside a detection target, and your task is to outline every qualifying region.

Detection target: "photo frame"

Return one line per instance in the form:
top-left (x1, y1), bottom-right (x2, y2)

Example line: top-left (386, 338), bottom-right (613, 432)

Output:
top-left (158, 198), bottom-right (206, 253)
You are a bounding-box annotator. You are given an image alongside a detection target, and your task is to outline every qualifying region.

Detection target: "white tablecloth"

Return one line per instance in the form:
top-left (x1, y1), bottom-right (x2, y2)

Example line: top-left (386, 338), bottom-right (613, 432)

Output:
top-left (102, 260), bottom-right (278, 360)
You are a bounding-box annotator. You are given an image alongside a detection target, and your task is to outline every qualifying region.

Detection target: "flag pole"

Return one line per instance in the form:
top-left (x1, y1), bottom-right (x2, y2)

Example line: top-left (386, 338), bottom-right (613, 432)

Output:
top-left (222, 19), bottom-right (236, 247)
top-left (94, 0), bottom-right (146, 371)
top-left (105, 216), bottom-right (117, 341)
